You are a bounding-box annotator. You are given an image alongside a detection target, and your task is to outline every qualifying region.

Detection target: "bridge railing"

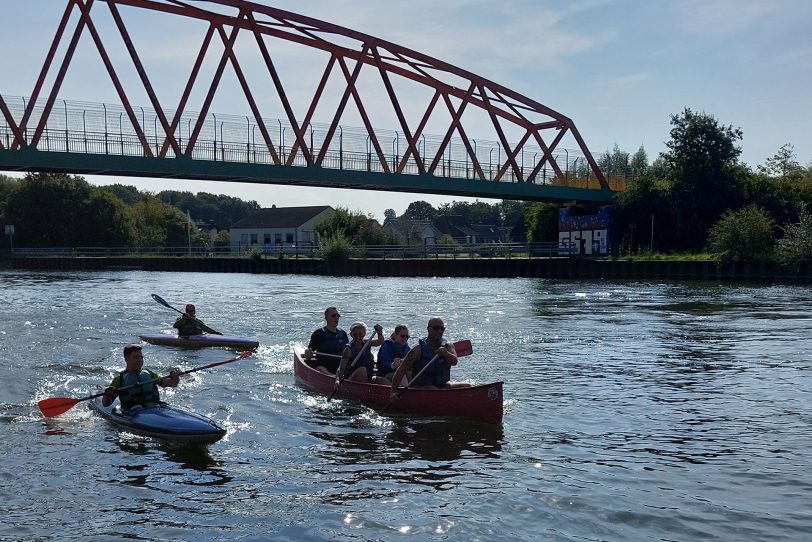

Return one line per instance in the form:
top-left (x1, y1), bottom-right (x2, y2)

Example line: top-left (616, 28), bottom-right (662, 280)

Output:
top-left (0, 95), bottom-right (624, 190)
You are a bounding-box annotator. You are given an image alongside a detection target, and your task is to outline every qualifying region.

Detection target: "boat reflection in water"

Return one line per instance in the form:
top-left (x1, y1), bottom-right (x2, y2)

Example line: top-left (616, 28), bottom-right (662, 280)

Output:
top-left (308, 416), bottom-right (504, 500)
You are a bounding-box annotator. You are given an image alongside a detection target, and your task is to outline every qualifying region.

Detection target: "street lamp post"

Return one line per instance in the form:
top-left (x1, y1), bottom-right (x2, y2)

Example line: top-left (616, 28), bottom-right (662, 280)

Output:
top-left (650, 214), bottom-right (655, 253)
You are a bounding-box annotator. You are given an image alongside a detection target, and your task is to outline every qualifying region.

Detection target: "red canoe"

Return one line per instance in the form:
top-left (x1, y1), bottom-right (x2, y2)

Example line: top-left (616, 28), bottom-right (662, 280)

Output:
top-left (293, 349), bottom-right (504, 424)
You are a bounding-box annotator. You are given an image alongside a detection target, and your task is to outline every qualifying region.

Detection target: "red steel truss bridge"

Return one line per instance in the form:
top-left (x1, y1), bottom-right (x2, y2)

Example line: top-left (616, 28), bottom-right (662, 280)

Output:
top-left (0, 0), bottom-right (623, 203)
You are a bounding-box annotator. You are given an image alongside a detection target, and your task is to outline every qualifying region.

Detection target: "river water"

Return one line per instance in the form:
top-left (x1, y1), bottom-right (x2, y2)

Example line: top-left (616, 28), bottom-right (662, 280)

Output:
top-left (0, 270), bottom-right (810, 541)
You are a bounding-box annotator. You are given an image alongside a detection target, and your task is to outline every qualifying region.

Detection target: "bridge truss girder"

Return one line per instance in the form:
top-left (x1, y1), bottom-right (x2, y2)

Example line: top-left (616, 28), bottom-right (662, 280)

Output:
top-left (0, 0), bottom-right (613, 202)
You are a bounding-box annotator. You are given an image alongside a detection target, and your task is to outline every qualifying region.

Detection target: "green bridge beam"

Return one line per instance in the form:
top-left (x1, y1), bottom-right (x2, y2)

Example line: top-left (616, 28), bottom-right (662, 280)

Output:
top-left (0, 148), bottom-right (617, 204)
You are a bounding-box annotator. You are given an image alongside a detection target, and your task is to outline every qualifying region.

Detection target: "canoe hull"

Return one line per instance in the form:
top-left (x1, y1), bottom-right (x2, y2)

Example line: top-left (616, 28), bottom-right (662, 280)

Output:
top-left (139, 333), bottom-right (259, 350)
top-left (91, 396), bottom-right (227, 444)
top-left (293, 349), bottom-right (503, 424)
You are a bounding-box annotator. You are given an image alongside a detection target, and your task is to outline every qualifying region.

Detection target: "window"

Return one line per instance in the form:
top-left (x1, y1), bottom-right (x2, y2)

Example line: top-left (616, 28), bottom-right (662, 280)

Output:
top-left (286, 233), bottom-right (294, 243)
top-left (264, 233), bottom-right (272, 245)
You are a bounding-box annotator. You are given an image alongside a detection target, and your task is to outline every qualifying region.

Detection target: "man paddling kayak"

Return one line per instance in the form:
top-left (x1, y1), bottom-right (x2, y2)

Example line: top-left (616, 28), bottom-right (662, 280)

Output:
top-left (173, 303), bottom-right (217, 336)
top-left (102, 344), bottom-right (180, 409)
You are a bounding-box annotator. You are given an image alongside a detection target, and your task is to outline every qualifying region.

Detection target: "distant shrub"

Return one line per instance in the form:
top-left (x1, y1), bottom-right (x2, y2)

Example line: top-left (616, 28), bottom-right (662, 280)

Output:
top-left (317, 232), bottom-right (353, 264)
top-left (708, 205), bottom-right (775, 261)
top-left (248, 247), bottom-right (263, 261)
top-left (776, 204), bottom-right (812, 265)
top-left (436, 234), bottom-right (459, 247)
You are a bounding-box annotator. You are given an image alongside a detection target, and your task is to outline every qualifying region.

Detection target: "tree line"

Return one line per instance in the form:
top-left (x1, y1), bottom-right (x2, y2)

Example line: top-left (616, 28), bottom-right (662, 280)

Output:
top-left (0, 174), bottom-right (259, 249)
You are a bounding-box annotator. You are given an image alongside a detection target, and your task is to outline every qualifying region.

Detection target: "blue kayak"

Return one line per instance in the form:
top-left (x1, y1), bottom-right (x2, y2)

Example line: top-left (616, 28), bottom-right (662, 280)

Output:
top-left (139, 333), bottom-right (259, 351)
top-left (91, 396), bottom-right (227, 444)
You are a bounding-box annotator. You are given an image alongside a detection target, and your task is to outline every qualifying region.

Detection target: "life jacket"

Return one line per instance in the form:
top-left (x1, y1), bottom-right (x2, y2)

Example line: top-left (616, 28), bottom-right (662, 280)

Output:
top-left (347, 341), bottom-right (375, 375)
top-left (313, 327), bottom-right (349, 373)
top-left (411, 338), bottom-right (451, 387)
top-left (117, 370), bottom-right (162, 410)
top-left (376, 338), bottom-right (410, 375)
top-left (317, 326), bottom-right (349, 355)
top-left (175, 316), bottom-right (203, 337)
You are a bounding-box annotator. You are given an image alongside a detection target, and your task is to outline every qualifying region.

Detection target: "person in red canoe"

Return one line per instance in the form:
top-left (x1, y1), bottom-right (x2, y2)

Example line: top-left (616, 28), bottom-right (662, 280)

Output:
top-left (173, 303), bottom-right (216, 337)
top-left (389, 317), bottom-right (470, 400)
top-left (102, 344), bottom-right (180, 410)
top-left (335, 321), bottom-right (384, 385)
top-left (305, 307), bottom-right (350, 374)
top-left (375, 324), bottom-right (412, 385)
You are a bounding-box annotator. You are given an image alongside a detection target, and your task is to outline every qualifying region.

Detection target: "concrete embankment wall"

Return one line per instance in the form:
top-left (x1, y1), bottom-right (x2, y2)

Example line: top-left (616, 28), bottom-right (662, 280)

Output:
top-left (1, 256), bottom-right (810, 283)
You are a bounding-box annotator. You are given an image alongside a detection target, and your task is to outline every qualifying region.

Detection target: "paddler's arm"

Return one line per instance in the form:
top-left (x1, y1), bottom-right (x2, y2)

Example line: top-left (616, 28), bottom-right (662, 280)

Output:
top-left (370, 324), bottom-right (384, 347)
top-left (389, 345), bottom-right (420, 401)
top-left (159, 368), bottom-right (181, 388)
top-left (199, 320), bottom-right (221, 335)
top-left (438, 343), bottom-right (458, 366)
top-left (102, 386), bottom-right (118, 407)
top-left (334, 346), bottom-right (351, 389)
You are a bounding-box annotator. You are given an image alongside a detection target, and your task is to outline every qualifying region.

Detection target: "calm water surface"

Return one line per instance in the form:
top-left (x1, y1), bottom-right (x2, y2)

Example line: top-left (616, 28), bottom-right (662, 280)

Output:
top-left (0, 270), bottom-right (810, 541)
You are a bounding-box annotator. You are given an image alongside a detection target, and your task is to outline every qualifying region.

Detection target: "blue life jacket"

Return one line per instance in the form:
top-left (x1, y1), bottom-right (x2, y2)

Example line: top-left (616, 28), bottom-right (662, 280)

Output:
top-left (318, 326), bottom-right (349, 355)
top-left (313, 327), bottom-right (349, 373)
top-left (411, 338), bottom-right (451, 387)
top-left (376, 338), bottom-right (411, 375)
top-left (117, 370), bottom-right (162, 410)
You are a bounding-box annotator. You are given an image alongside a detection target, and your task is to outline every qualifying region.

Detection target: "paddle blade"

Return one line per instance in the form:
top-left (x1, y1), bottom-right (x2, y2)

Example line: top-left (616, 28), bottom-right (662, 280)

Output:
top-left (151, 293), bottom-right (171, 308)
top-left (453, 339), bottom-right (473, 357)
top-left (38, 397), bottom-right (81, 417)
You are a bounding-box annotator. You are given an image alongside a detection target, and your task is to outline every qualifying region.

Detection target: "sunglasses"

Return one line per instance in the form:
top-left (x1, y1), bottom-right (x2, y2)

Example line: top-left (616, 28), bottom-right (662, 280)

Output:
top-left (429, 326), bottom-right (445, 332)
top-left (328, 313), bottom-right (340, 318)
top-left (398, 334), bottom-right (410, 339)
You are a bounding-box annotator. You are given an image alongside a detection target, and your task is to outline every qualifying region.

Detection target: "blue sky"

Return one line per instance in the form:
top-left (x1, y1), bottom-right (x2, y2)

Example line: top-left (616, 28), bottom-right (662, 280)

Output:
top-left (1, 0), bottom-right (810, 220)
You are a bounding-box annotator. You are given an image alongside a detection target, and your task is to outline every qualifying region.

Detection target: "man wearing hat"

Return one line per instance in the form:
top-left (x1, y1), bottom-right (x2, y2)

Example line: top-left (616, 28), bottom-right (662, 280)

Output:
top-left (173, 303), bottom-right (216, 336)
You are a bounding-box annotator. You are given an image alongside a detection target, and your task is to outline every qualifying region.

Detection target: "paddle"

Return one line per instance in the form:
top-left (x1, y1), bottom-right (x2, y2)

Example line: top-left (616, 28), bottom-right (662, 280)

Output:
top-left (327, 328), bottom-right (378, 401)
top-left (38, 351), bottom-right (252, 417)
top-left (379, 339), bottom-right (472, 416)
top-left (151, 293), bottom-right (223, 335)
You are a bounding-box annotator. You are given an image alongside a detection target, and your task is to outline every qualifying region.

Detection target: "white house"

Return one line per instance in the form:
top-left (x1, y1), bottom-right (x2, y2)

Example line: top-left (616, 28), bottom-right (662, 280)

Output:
top-left (229, 205), bottom-right (334, 252)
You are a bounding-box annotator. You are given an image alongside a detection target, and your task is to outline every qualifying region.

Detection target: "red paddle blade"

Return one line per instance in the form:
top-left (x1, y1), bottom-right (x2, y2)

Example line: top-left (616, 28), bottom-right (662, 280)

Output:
top-left (38, 397), bottom-right (81, 417)
top-left (453, 339), bottom-right (473, 357)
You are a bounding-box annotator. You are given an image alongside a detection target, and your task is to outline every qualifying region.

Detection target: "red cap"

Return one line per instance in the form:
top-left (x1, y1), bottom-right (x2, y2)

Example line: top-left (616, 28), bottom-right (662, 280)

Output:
top-left (185, 304), bottom-right (195, 312)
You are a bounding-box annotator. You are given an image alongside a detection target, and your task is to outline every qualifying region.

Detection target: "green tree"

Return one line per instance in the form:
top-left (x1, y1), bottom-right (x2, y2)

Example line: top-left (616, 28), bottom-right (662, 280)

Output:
top-left (614, 174), bottom-right (672, 252)
top-left (497, 200), bottom-right (530, 229)
top-left (213, 229), bottom-right (231, 249)
top-left (157, 190), bottom-right (260, 229)
top-left (4, 173), bottom-right (94, 246)
top-left (355, 219), bottom-right (387, 245)
top-left (99, 184), bottom-right (144, 206)
top-left (383, 208), bottom-right (397, 221)
top-left (0, 174), bottom-right (18, 223)
top-left (312, 207), bottom-right (386, 245)
top-left (598, 144), bottom-right (630, 176)
top-left (758, 144), bottom-right (804, 181)
top-left (131, 196), bottom-right (189, 248)
top-left (314, 207), bottom-right (363, 240)
top-left (80, 191), bottom-right (135, 246)
top-left (524, 203), bottom-right (559, 242)
top-left (662, 108), bottom-right (746, 250)
top-left (708, 205), bottom-right (775, 261)
top-left (629, 146), bottom-right (649, 178)
top-left (403, 200), bottom-right (436, 220)
top-left (776, 204), bottom-right (812, 265)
